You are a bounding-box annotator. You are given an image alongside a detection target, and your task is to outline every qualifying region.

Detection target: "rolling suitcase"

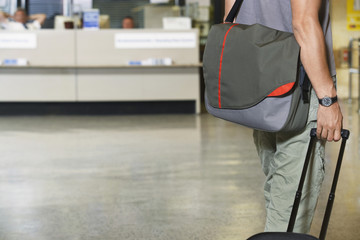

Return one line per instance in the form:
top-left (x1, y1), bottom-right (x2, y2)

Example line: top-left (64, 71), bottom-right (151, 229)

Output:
top-left (247, 128), bottom-right (350, 240)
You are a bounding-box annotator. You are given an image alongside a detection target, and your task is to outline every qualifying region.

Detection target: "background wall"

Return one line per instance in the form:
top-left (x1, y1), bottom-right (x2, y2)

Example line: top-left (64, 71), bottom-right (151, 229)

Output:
top-left (332, 0), bottom-right (360, 99)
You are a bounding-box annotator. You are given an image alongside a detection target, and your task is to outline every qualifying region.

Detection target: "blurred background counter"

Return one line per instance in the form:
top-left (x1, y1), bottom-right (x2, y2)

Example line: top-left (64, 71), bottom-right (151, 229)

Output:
top-left (0, 29), bottom-right (201, 113)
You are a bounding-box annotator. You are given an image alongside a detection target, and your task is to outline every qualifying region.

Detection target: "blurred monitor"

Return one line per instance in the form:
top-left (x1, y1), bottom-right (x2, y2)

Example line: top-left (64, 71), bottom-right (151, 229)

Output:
top-left (54, 15), bottom-right (75, 29)
top-left (163, 17), bottom-right (191, 29)
top-left (99, 15), bottom-right (110, 29)
top-left (54, 15), bottom-right (110, 29)
top-left (144, 5), bottom-right (180, 28)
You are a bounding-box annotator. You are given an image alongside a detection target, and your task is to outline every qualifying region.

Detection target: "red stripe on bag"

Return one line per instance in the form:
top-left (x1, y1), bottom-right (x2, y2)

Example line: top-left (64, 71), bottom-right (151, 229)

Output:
top-left (218, 24), bottom-right (238, 108)
top-left (267, 82), bottom-right (295, 97)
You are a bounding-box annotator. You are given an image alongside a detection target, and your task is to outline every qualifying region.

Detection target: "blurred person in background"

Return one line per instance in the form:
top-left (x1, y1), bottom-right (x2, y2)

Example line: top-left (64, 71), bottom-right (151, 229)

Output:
top-left (6, 8), bottom-right (46, 30)
top-left (122, 16), bottom-right (134, 29)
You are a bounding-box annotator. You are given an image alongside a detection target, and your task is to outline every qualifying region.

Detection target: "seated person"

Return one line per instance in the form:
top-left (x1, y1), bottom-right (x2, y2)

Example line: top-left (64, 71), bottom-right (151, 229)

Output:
top-left (122, 16), bottom-right (134, 29)
top-left (6, 8), bottom-right (46, 30)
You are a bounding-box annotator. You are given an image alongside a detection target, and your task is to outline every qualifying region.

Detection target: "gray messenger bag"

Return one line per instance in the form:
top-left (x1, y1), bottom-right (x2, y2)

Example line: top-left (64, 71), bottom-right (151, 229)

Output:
top-left (203, 0), bottom-right (310, 132)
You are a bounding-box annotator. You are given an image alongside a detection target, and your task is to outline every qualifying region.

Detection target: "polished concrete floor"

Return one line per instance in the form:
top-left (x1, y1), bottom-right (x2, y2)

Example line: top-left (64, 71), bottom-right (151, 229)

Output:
top-left (0, 100), bottom-right (359, 240)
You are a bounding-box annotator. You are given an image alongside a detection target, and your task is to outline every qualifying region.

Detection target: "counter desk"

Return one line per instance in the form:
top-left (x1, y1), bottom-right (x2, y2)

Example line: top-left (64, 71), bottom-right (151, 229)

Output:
top-left (0, 29), bottom-right (201, 114)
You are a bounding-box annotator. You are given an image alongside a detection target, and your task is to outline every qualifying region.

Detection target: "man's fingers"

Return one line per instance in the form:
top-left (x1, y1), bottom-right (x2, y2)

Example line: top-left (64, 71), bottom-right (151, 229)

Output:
top-left (327, 129), bottom-right (334, 142)
top-left (317, 126), bottom-right (328, 140)
top-left (321, 128), bottom-right (328, 140)
top-left (317, 126), bottom-right (342, 141)
top-left (316, 126), bottom-right (322, 139)
top-left (333, 128), bottom-right (342, 142)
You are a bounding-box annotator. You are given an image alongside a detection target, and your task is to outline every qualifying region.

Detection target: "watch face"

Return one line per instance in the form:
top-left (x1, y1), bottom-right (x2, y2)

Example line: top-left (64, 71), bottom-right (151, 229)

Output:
top-left (322, 97), bottom-right (332, 107)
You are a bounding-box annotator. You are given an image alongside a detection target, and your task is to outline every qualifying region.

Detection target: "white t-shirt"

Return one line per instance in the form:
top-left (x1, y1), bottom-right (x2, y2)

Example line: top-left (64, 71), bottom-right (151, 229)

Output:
top-left (235, 0), bottom-right (336, 77)
top-left (3, 20), bottom-right (41, 30)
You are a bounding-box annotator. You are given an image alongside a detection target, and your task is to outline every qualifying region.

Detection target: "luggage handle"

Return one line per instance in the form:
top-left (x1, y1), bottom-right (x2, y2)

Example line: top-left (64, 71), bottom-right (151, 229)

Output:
top-left (310, 128), bottom-right (350, 139)
top-left (287, 128), bottom-right (350, 238)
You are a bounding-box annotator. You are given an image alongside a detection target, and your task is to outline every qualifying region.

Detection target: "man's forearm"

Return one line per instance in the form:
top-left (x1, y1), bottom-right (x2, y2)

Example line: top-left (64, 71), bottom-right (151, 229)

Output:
top-left (291, 0), bottom-right (336, 99)
top-left (29, 13), bottom-right (46, 25)
top-left (293, 21), bottom-right (336, 98)
top-left (291, 0), bottom-right (343, 141)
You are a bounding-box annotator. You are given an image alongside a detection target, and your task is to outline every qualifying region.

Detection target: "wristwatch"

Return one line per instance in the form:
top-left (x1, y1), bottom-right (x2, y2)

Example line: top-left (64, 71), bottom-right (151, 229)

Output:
top-left (318, 96), bottom-right (338, 107)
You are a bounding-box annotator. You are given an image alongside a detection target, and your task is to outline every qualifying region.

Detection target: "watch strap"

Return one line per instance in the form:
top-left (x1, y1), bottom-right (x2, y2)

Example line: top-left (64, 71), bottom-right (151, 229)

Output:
top-left (318, 96), bottom-right (338, 106)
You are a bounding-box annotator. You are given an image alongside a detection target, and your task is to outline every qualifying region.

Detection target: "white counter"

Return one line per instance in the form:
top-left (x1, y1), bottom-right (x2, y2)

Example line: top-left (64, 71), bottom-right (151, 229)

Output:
top-left (0, 29), bottom-right (201, 113)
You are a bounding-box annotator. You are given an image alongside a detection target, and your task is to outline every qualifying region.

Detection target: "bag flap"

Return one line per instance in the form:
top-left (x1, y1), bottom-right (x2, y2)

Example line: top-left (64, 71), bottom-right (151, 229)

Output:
top-left (203, 23), bottom-right (300, 109)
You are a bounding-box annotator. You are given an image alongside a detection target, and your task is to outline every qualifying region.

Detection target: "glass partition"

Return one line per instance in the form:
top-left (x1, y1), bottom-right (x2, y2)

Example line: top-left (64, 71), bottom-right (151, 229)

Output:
top-left (1, 0), bottom-right (218, 45)
top-left (0, 0), bottom-right (17, 14)
top-left (28, 0), bottom-right (63, 29)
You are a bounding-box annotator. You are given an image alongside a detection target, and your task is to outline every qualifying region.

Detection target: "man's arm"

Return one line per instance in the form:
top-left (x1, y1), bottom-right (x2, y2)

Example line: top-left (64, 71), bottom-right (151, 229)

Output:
top-left (291, 0), bottom-right (342, 141)
top-left (224, 0), bottom-right (236, 22)
top-left (29, 13), bottom-right (46, 25)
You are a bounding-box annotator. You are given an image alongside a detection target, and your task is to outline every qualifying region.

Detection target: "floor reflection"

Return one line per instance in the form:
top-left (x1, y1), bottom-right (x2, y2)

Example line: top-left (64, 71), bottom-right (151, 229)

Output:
top-left (0, 100), bottom-right (358, 240)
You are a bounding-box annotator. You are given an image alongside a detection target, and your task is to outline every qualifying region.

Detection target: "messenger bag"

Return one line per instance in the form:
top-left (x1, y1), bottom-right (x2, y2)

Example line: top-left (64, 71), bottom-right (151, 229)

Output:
top-left (203, 0), bottom-right (310, 132)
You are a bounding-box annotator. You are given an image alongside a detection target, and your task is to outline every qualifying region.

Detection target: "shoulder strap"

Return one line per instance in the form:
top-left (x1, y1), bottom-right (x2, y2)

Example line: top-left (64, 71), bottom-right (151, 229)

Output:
top-left (225, 0), bottom-right (245, 23)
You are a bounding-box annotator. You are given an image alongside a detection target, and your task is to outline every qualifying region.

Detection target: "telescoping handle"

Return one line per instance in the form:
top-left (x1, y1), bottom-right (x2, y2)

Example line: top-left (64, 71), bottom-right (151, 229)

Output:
top-left (287, 128), bottom-right (350, 233)
top-left (319, 128), bottom-right (350, 240)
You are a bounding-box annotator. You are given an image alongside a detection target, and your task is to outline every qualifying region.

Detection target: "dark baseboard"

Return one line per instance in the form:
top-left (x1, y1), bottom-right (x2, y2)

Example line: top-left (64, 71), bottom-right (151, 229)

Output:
top-left (0, 101), bottom-right (196, 115)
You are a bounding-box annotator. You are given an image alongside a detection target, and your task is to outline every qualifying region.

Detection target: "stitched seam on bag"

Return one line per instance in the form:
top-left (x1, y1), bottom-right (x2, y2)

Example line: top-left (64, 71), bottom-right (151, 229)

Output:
top-left (218, 24), bottom-right (238, 108)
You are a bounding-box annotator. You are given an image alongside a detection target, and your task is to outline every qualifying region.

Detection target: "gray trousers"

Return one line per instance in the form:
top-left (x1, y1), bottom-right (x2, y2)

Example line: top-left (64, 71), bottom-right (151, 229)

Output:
top-left (253, 84), bottom-right (328, 233)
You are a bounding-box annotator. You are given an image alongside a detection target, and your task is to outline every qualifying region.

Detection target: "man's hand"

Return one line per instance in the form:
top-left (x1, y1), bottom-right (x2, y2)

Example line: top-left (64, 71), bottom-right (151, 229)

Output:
top-left (316, 102), bottom-right (343, 141)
